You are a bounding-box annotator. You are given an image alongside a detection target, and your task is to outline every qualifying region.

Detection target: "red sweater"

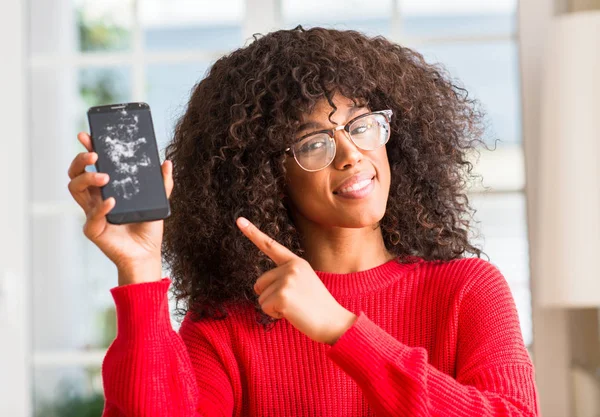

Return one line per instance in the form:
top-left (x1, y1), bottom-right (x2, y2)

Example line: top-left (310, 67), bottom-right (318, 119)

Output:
top-left (101, 256), bottom-right (540, 417)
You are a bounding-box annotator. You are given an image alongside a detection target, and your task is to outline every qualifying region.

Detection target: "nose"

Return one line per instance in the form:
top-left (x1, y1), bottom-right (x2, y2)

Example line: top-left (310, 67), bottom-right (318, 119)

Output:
top-left (332, 129), bottom-right (363, 170)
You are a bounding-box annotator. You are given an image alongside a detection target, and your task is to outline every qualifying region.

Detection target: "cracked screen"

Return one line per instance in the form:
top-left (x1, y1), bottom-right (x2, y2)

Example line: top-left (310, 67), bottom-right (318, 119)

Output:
top-left (88, 106), bottom-right (167, 215)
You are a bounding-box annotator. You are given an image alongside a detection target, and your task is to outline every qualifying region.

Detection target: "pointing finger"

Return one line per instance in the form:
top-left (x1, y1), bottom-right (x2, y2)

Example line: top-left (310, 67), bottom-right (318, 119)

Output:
top-left (236, 217), bottom-right (297, 266)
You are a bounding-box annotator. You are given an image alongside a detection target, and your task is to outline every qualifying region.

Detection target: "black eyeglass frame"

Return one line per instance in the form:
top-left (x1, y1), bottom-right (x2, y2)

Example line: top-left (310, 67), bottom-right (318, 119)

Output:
top-left (284, 109), bottom-right (394, 171)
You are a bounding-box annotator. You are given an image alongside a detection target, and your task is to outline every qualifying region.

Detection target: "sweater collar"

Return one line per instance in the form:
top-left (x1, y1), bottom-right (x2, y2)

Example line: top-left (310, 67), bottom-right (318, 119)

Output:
top-left (314, 255), bottom-right (422, 297)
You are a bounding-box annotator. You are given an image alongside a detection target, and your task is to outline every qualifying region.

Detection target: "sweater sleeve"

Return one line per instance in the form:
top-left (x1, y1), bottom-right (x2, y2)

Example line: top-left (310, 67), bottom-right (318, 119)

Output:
top-left (325, 260), bottom-right (540, 417)
top-left (101, 278), bottom-right (234, 417)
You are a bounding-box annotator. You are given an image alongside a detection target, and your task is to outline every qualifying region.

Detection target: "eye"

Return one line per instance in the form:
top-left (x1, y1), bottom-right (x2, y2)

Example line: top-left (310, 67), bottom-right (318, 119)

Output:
top-left (351, 120), bottom-right (377, 137)
top-left (351, 124), bottom-right (369, 135)
top-left (298, 139), bottom-right (326, 154)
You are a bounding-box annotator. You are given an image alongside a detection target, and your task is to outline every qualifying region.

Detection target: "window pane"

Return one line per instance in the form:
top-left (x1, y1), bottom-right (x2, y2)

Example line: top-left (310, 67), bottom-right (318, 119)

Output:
top-left (29, 0), bottom-right (131, 55)
top-left (32, 214), bottom-right (117, 351)
top-left (34, 366), bottom-right (103, 417)
top-left (79, 67), bottom-right (131, 109)
top-left (30, 66), bottom-right (131, 203)
top-left (76, 0), bottom-right (133, 52)
top-left (414, 40), bottom-right (521, 146)
top-left (140, 0), bottom-right (244, 51)
top-left (401, 0), bottom-right (517, 38)
top-left (469, 192), bottom-right (532, 347)
top-left (283, 0), bottom-right (394, 37)
top-left (146, 63), bottom-right (209, 157)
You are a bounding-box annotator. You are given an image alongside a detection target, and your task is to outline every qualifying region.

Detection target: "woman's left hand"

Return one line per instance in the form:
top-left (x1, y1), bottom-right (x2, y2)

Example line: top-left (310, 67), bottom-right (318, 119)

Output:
top-left (236, 217), bottom-right (357, 345)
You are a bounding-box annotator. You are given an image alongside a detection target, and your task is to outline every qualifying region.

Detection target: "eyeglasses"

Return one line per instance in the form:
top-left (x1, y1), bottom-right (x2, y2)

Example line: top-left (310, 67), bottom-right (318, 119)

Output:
top-left (285, 109), bottom-right (393, 172)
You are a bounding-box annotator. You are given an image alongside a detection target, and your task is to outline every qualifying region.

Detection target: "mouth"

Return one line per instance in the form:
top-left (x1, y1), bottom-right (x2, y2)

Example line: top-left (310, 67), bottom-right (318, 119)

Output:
top-left (332, 175), bottom-right (376, 199)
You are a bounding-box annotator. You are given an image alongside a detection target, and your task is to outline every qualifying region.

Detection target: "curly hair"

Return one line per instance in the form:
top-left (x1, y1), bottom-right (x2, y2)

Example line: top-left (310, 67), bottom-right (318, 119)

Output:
top-left (162, 25), bottom-right (490, 328)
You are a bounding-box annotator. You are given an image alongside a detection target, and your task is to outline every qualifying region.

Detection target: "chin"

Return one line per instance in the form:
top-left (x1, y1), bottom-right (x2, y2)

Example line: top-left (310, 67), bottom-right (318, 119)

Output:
top-left (334, 209), bottom-right (386, 229)
top-left (290, 192), bottom-right (388, 229)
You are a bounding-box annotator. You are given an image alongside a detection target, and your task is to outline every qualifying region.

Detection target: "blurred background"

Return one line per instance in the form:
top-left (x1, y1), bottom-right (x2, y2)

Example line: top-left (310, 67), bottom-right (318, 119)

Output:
top-left (0, 0), bottom-right (599, 416)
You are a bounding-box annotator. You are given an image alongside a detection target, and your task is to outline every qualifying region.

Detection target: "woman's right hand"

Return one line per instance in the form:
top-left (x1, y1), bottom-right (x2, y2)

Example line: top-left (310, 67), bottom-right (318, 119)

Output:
top-left (67, 132), bottom-right (174, 285)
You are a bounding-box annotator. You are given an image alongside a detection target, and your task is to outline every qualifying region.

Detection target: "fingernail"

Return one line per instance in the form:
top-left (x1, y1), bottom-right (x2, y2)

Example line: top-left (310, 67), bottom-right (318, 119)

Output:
top-left (238, 217), bottom-right (249, 228)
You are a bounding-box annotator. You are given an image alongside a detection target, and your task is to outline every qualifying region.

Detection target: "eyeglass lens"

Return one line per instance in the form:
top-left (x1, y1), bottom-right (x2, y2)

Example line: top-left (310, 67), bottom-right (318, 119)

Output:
top-left (293, 113), bottom-right (390, 171)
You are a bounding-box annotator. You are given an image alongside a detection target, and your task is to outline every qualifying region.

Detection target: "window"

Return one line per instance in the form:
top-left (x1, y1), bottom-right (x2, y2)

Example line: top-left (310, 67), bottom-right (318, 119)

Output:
top-left (27, 0), bottom-right (529, 414)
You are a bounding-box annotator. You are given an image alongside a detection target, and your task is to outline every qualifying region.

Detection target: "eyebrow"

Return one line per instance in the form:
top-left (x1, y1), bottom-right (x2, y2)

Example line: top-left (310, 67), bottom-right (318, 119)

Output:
top-left (296, 106), bottom-right (365, 134)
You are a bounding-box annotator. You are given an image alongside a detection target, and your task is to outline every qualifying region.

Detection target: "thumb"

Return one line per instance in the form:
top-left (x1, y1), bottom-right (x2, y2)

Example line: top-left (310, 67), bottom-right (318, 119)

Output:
top-left (163, 160), bottom-right (174, 199)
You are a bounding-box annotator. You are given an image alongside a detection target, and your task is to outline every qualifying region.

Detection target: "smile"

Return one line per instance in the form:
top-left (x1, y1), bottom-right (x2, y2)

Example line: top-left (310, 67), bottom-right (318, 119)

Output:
top-left (334, 177), bottom-right (375, 199)
top-left (338, 178), bottom-right (372, 194)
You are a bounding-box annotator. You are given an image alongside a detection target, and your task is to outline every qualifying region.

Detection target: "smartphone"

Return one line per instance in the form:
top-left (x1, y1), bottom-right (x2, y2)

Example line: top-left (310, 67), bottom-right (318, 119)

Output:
top-left (87, 102), bottom-right (170, 225)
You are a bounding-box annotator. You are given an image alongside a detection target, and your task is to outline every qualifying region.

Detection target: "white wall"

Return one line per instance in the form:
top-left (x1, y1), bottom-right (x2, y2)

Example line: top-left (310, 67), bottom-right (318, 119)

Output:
top-left (0, 0), bottom-right (31, 415)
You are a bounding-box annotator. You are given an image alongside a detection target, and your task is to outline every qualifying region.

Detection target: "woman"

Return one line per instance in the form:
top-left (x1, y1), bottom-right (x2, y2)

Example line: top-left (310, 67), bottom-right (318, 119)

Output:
top-left (67, 26), bottom-right (539, 416)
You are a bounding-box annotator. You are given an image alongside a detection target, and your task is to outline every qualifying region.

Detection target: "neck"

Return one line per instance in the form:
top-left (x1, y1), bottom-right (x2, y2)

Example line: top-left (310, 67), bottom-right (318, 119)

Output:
top-left (294, 218), bottom-right (395, 274)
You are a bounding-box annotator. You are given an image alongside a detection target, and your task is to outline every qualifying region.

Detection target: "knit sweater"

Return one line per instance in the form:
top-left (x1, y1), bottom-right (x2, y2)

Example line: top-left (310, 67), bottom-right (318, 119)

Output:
top-left (101, 256), bottom-right (540, 417)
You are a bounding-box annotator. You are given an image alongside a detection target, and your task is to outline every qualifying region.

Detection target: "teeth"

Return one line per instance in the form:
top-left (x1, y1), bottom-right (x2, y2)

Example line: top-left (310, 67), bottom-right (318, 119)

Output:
top-left (339, 179), bottom-right (372, 194)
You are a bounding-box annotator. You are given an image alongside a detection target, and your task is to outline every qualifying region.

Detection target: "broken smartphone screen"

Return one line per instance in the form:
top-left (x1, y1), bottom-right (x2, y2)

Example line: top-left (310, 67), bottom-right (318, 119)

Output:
top-left (87, 102), bottom-right (170, 225)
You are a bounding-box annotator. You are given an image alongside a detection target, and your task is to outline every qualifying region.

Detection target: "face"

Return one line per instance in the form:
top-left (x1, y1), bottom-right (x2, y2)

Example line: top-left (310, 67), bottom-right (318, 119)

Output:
top-left (283, 94), bottom-right (391, 229)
